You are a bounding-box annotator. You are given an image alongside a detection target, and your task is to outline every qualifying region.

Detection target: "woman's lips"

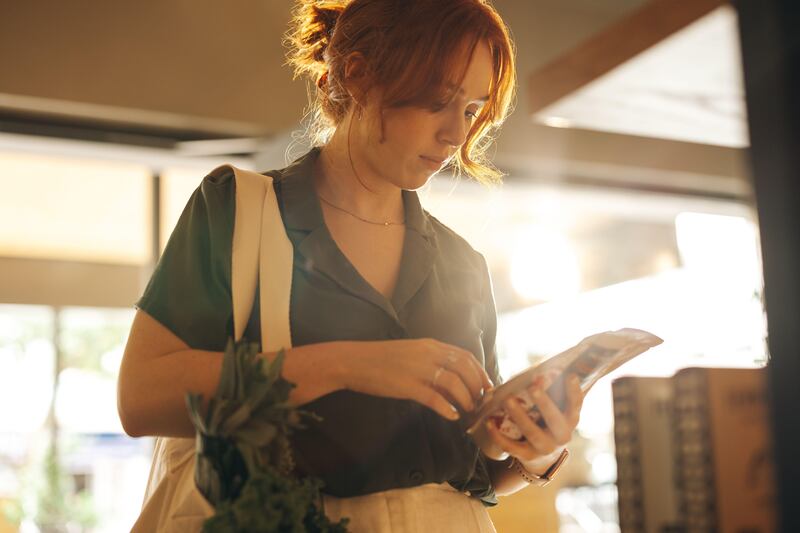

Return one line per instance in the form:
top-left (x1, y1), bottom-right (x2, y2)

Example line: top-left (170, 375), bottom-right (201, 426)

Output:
top-left (420, 156), bottom-right (445, 169)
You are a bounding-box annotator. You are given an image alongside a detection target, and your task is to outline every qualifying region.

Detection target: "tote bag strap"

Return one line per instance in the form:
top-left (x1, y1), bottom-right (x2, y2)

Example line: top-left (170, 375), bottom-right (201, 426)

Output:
top-left (220, 164), bottom-right (294, 351)
top-left (134, 166), bottom-right (295, 531)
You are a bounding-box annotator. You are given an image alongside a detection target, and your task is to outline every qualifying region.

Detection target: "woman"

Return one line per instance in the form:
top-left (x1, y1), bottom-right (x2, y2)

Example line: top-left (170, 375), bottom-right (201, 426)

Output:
top-left (118, 0), bottom-right (585, 531)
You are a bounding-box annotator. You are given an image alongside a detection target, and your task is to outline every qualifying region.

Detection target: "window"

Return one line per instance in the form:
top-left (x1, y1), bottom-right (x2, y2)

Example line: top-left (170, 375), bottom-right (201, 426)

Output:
top-left (0, 152), bottom-right (152, 264)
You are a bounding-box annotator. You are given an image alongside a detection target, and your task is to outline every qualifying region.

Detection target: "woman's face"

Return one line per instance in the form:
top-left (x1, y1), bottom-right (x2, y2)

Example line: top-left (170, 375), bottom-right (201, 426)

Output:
top-left (351, 40), bottom-right (494, 190)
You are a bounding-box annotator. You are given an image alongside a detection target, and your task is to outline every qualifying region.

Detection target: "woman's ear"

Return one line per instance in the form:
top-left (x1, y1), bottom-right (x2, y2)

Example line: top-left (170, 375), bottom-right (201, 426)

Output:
top-left (343, 51), bottom-right (370, 106)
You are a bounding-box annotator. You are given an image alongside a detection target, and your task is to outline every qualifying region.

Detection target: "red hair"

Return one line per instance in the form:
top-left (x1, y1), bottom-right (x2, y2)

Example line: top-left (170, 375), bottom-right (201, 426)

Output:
top-left (287, 0), bottom-right (516, 184)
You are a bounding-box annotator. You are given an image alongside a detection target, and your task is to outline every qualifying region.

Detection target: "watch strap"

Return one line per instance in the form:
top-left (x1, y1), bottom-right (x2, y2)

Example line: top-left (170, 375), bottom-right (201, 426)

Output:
top-left (512, 448), bottom-right (570, 487)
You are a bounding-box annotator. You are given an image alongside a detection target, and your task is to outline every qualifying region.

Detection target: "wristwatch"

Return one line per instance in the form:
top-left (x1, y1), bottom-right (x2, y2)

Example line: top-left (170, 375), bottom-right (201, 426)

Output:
top-left (511, 448), bottom-right (570, 487)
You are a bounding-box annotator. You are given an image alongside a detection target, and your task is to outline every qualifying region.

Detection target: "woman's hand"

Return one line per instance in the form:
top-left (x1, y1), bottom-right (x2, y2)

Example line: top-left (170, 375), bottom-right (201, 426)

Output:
top-left (485, 371), bottom-right (584, 470)
top-left (333, 338), bottom-right (494, 421)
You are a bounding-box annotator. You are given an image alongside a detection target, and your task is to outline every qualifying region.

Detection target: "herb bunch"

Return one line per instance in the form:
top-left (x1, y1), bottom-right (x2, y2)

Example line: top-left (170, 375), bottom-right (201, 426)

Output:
top-left (186, 338), bottom-right (349, 532)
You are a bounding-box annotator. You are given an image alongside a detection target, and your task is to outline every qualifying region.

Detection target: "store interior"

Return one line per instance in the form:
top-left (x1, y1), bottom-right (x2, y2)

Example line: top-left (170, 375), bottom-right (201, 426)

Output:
top-left (0, 1), bottom-right (787, 531)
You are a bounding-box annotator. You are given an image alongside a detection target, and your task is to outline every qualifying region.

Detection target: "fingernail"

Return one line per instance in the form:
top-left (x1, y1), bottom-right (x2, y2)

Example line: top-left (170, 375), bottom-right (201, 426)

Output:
top-left (449, 405), bottom-right (460, 420)
top-left (571, 375), bottom-right (580, 386)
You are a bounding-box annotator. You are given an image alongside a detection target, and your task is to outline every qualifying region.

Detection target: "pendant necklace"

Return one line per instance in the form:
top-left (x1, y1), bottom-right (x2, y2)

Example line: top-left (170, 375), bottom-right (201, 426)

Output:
top-left (318, 194), bottom-right (405, 227)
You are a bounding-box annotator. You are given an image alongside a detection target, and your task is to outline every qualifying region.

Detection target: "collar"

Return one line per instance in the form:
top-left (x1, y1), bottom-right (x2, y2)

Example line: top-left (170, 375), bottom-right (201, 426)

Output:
top-left (274, 146), bottom-right (438, 319)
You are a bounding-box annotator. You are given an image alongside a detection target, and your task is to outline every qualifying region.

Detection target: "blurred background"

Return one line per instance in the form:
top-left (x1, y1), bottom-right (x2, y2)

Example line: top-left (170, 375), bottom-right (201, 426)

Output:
top-left (0, 1), bottom-right (769, 531)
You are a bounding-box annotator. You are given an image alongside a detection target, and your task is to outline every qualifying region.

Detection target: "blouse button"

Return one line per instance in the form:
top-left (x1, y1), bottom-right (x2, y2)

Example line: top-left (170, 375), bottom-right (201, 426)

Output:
top-left (408, 470), bottom-right (424, 484)
top-left (388, 324), bottom-right (406, 339)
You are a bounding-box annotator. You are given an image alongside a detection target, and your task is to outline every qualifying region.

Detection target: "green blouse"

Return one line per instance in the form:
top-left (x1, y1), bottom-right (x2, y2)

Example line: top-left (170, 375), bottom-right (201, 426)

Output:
top-left (136, 147), bottom-right (502, 506)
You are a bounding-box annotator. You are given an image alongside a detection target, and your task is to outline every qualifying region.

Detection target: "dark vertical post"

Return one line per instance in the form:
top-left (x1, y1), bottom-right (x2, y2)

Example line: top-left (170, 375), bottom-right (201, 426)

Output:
top-left (736, 1), bottom-right (800, 531)
top-left (151, 171), bottom-right (162, 264)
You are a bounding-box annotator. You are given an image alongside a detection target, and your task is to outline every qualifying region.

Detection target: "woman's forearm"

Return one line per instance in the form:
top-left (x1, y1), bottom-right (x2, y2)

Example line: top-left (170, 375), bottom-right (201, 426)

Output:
top-left (118, 340), bottom-right (351, 439)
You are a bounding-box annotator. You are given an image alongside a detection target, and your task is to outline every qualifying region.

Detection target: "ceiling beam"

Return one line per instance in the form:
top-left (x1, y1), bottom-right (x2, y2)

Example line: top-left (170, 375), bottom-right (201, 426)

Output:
top-left (528, 0), bottom-right (729, 114)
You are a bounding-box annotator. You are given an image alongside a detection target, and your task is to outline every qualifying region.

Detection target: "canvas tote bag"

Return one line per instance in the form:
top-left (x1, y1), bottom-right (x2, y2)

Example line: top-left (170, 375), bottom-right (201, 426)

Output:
top-left (131, 165), bottom-right (294, 532)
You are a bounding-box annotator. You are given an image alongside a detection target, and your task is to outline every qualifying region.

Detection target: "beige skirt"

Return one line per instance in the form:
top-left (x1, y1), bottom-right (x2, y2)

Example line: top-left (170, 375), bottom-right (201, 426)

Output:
top-left (321, 483), bottom-right (497, 533)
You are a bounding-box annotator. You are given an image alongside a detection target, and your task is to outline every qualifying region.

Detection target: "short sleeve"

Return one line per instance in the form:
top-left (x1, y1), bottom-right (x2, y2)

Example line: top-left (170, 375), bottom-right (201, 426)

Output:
top-left (135, 171), bottom-right (236, 351)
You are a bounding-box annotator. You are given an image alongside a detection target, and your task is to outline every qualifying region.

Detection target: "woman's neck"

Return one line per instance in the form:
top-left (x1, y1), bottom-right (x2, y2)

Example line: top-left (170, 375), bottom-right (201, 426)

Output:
top-left (314, 123), bottom-right (404, 224)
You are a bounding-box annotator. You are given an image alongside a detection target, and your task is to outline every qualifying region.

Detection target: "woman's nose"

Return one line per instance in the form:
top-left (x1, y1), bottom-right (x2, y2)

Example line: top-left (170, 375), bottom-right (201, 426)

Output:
top-left (438, 111), bottom-right (468, 148)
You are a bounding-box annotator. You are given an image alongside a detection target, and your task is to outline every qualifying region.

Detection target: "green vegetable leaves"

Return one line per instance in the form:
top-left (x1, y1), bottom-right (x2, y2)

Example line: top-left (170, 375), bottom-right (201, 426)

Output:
top-left (185, 338), bottom-right (348, 532)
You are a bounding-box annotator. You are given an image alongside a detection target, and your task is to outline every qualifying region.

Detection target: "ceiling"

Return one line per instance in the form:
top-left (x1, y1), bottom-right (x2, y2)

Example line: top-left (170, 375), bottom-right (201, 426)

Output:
top-left (534, 5), bottom-right (748, 147)
top-left (0, 0), bottom-right (749, 195)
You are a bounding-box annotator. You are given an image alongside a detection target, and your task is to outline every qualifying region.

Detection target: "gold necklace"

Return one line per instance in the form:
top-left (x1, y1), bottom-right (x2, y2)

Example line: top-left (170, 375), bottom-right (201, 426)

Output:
top-left (318, 194), bottom-right (405, 227)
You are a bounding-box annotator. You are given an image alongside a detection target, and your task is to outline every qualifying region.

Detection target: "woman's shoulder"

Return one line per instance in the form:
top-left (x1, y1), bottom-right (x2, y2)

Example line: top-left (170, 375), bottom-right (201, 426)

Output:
top-left (192, 164), bottom-right (285, 218)
top-left (192, 166), bottom-right (237, 213)
top-left (202, 164), bottom-right (285, 186)
top-left (167, 164), bottom-right (274, 254)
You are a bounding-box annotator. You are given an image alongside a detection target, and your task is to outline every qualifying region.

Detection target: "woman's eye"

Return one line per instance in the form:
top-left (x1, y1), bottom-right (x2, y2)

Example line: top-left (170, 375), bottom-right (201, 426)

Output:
top-left (465, 109), bottom-right (479, 120)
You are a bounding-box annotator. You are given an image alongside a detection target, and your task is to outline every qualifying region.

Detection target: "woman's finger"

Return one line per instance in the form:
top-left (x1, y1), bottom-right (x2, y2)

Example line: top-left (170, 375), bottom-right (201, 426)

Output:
top-left (504, 397), bottom-right (558, 456)
top-left (448, 348), bottom-right (492, 399)
top-left (433, 368), bottom-right (476, 413)
top-left (441, 346), bottom-right (491, 401)
top-left (466, 353), bottom-right (495, 392)
top-left (485, 418), bottom-right (538, 461)
top-left (408, 382), bottom-right (460, 421)
top-left (528, 385), bottom-right (572, 445)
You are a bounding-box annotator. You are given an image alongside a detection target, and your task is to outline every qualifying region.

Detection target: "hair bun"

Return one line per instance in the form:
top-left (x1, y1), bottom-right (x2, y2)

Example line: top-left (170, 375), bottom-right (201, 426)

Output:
top-left (309, 4), bottom-right (342, 61)
top-left (287, 1), bottom-right (348, 82)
